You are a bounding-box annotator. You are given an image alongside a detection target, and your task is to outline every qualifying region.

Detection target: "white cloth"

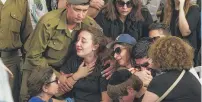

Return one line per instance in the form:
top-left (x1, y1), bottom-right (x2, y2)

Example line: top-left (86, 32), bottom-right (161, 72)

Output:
top-left (1, 0), bottom-right (6, 4)
top-left (28, 0), bottom-right (48, 29)
top-left (0, 59), bottom-right (14, 102)
top-left (141, 0), bottom-right (161, 21)
top-left (189, 67), bottom-right (201, 84)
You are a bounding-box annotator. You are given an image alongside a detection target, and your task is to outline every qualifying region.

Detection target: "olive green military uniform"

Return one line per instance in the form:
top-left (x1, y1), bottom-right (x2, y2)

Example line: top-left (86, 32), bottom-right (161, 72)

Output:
top-left (20, 8), bottom-right (101, 101)
top-left (0, 0), bottom-right (32, 102)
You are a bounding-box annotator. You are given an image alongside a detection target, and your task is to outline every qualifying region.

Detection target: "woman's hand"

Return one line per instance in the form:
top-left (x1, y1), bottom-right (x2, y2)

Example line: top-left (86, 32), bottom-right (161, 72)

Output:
top-left (73, 62), bottom-right (95, 80)
top-left (134, 69), bottom-right (153, 87)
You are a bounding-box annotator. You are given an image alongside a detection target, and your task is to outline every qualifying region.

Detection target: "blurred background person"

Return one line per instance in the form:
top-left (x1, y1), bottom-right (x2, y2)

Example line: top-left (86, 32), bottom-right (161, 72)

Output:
top-left (162, 0), bottom-right (200, 66)
top-left (141, 0), bottom-right (161, 22)
top-left (142, 36), bottom-right (201, 102)
top-left (148, 23), bottom-right (171, 39)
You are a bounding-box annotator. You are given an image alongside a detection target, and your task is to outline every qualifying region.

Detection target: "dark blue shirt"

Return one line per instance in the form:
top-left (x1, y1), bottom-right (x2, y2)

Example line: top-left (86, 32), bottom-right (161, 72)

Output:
top-left (28, 96), bottom-right (53, 102)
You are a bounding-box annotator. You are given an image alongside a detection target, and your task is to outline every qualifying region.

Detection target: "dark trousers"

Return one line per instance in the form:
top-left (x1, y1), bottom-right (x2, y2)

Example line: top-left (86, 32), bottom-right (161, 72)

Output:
top-left (20, 69), bottom-right (32, 102)
top-left (1, 50), bottom-right (21, 102)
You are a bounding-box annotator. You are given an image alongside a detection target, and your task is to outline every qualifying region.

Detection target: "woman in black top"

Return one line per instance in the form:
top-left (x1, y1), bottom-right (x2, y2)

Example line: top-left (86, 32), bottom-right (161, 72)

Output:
top-left (60, 27), bottom-right (111, 102)
top-left (95, 0), bottom-right (153, 40)
top-left (162, 0), bottom-right (200, 65)
top-left (142, 36), bottom-right (201, 102)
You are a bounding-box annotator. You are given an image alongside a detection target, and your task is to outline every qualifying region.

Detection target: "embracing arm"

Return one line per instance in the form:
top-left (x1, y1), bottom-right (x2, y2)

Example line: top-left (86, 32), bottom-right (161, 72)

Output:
top-left (23, 21), bottom-right (50, 71)
top-left (101, 91), bottom-right (111, 102)
top-left (142, 91), bottom-right (159, 102)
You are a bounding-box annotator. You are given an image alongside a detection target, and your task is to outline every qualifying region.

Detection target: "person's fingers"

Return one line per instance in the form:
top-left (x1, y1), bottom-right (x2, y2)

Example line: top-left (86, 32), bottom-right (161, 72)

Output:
top-left (128, 68), bottom-right (134, 71)
top-left (104, 60), bottom-right (110, 66)
top-left (65, 80), bottom-right (73, 89)
top-left (106, 74), bottom-right (112, 80)
top-left (59, 84), bottom-right (67, 92)
top-left (64, 73), bottom-right (73, 78)
top-left (101, 66), bottom-right (113, 75)
top-left (88, 71), bottom-right (93, 74)
top-left (102, 69), bottom-right (113, 77)
top-left (88, 67), bottom-right (95, 72)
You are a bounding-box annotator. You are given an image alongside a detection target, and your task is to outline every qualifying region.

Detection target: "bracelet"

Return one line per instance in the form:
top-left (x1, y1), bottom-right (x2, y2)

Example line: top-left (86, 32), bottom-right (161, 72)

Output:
top-left (71, 76), bottom-right (78, 81)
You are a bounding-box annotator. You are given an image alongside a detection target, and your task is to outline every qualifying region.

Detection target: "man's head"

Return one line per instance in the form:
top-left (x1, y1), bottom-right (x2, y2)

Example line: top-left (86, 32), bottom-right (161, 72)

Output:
top-left (107, 69), bottom-right (143, 102)
top-left (132, 38), bottom-right (157, 76)
top-left (66, 0), bottom-right (90, 23)
top-left (148, 23), bottom-right (171, 40)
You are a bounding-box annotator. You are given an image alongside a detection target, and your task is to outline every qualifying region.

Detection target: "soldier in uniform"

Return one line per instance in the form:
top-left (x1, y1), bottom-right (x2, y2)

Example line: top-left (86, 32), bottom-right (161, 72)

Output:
top-left (20, 0), bottom-right (102, 101)
top-left (0, 0), bottom-right (33, 102)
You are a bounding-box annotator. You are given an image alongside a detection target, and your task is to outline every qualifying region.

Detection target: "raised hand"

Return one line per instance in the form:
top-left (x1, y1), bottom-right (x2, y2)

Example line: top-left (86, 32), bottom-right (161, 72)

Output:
top-left (73, 61), bottom-right (95, 80)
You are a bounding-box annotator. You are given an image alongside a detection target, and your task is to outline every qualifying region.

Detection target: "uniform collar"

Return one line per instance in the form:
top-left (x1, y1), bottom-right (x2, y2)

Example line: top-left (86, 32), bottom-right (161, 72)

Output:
top-left (57, 9), bottom-right (81, 30)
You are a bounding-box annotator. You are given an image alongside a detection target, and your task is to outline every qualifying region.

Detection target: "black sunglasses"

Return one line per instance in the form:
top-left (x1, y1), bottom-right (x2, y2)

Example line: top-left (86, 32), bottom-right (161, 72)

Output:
top-left (112, 47), bottom-right (122, 56)
top-left (134, 62), bottom-right (150, 70)
top-left (116, 0), bottom-right (133, 8)
top-left (46, 77), bottom-right (59, 84)
top-left (150, 36), bottom-right (160, 42)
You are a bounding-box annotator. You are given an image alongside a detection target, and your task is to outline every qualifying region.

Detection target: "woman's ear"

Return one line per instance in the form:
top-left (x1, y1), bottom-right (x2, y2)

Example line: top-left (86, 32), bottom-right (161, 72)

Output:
top-left (42, 85), bottom-right (48, 93)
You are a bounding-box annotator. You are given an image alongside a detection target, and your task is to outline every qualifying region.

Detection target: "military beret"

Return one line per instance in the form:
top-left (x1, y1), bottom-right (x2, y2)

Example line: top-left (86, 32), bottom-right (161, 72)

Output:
top-left (108, 69), bottom-right (132, 85)
top-left (67, 0), bottom-right (90, 5)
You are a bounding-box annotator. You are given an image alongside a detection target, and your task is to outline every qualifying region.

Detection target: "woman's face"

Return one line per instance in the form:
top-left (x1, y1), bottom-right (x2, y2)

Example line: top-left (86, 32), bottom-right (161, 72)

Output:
top-left (44, 73), bottom-right (59, 95)
top-left (113, 44), bottom-right (131, 67)
top-left (115, 0), bottom-right (133, 17)
top-left (76, 30), bottom-right (98, 58)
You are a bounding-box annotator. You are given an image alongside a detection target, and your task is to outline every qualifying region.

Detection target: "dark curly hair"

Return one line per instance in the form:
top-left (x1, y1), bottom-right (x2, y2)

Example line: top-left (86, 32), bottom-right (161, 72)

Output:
top-left (148, 36), bottom-right (194, 71)
top-left (27, 68), bottom-right (54, 98)
top-left (132, 37), bottom-right (152, 59)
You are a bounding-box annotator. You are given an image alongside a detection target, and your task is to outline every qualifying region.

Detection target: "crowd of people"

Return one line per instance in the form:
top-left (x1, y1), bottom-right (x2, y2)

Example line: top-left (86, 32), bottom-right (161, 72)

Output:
top-left (0, 0), bottom-right (201, 102)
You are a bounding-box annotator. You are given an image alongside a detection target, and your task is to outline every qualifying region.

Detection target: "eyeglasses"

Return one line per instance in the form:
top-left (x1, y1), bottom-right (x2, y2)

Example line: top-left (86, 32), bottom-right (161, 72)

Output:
top-left (46, 77), bottom-right (59, 84)
top-left (134, 62), bottom-right (150, 70)
top-left (116, 0), bottom-right (133, 8)
top-left (112, 47), bottom-right (124, 56)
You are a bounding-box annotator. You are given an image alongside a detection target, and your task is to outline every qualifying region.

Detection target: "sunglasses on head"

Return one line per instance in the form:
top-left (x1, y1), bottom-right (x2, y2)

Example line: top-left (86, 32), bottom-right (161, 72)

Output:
top-left (116, 0), bottom-right (133, 8)
top-left (46, 77), bottom-right (59, 85)
top-left (112, 47), bottom-right (122, 56)
top-left (134, 62), bottom-right (150, 70)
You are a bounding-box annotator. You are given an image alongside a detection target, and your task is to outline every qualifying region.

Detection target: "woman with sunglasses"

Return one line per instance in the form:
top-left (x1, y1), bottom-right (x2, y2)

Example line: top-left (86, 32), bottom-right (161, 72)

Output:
top-left (27, 68), bottom-right (67, 102)
top-left (95, 0), bottom-right (153, 40)
top-left (60, 27), bottom-right (111, 102)
top-left (109, 34), bottom-right (152, 97)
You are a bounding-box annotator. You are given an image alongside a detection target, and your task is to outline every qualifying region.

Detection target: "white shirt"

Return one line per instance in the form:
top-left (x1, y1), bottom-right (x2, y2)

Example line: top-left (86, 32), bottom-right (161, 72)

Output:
top-left (0, 59), bottom-right (14, 102)
top-left (1, 0), bottom-right (6, 4)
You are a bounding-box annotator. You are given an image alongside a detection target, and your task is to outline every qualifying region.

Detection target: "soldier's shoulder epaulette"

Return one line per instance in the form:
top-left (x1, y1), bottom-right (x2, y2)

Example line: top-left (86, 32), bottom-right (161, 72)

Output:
top-left (82, 16), bottom-right (103, 31)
